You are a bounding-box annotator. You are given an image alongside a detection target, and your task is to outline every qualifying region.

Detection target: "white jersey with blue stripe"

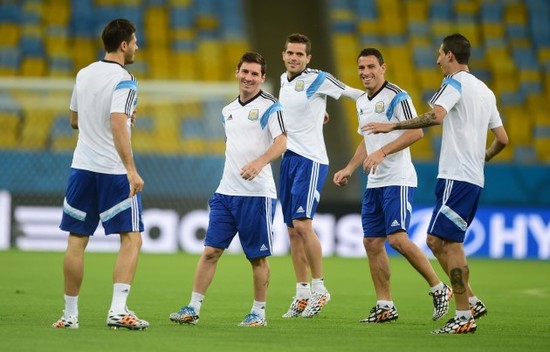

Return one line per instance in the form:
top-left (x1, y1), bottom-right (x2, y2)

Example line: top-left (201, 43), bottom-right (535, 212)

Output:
top-left (357, 81), bottom-right (418, 188)
top-left (429, 71), bottom-right (503, 187)
top-left (69, 60), bottom-right (137, 175)
top-left (279, 68), bottom-right (346, 164)
top-left (216, 90), bottom-right (286, 198)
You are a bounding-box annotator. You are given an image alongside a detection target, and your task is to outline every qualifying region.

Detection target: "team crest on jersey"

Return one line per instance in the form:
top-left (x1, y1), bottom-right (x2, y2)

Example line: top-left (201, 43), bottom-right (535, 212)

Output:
top-left (248, 109), bottom-right (259, 121)
top-left (295, 80), bottom-right (305, 92)
top-left (375, 101), bottom-right (385, 113)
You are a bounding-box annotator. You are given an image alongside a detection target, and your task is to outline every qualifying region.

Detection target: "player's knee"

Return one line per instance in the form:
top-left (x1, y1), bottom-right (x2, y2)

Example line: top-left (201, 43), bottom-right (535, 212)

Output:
top-left (426, 235), bottom-right (440, 253)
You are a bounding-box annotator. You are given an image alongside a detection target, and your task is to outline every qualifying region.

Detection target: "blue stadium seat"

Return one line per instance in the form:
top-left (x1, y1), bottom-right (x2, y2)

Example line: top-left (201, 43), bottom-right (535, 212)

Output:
top-left (0, 3), bottom-right (21, 22)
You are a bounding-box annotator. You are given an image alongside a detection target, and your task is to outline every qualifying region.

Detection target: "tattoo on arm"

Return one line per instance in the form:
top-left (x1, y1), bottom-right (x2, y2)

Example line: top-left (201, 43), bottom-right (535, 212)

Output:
top-left (449, 267), bottom-right (467, 295)
top-left (395, 111), bottom-right (437, 130)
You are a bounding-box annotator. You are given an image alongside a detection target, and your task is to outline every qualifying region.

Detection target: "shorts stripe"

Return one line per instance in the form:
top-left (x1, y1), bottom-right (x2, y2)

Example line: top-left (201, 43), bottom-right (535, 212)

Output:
top-left (400, 186), bottom-right (407, 226)
top-left (63, 198), bottom-right (86, 221)
top-left (131, 196), bottom-right (139, 232)
top-left (265, 197), bottom-right (273, 250)
top-left (441, 204), bottom-right (468, 231)
top-left (306, 161), bottom-right (319, 217)
top-left (100, 197), bottom-right (133, 223)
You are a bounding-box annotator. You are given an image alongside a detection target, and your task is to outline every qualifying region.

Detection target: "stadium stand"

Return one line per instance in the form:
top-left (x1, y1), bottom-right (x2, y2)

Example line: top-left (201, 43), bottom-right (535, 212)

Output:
top-left (327, 0), bottom-right (550, 163)
top-left (0, 0), bottom-right (247, 156)
top-left (1, 0), bottom-right (549, 163)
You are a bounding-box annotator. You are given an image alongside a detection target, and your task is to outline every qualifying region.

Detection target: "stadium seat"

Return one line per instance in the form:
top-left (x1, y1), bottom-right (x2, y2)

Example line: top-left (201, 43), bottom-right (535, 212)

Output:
top-left (0, 112), bottom-right (20, 148)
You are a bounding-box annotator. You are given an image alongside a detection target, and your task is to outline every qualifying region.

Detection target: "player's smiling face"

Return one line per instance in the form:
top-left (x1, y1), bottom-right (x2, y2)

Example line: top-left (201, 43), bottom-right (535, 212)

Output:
top-left (282, 42), bottom-right (311, 78)
top-left (357, 55), bottom-right (386, 95)
top-left (236, 62), bottom-right (265, 99)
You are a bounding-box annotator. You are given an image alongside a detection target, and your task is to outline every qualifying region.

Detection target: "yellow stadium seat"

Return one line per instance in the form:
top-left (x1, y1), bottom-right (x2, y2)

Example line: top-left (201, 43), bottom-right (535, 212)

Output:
top-left (20, 57), bottom-right (47, 77)
top-left (174, 52), bottom-right (196, 80)
top-left (196, 40), bottom-right (224, 81)
top-left (456, 21), bottom-right (480, 46)
top-left (0, 23), bottom-right (20, 47)
top-left (405, 0), bottom-right (428, 23)
top-left (19, 109), bottom-right (56, 149)
top-left (0, 112), bottom-right (20, 149)
top-left (481, 22), bottom-right (504, 39)
top-left (504, 2), bottom-right (527, 25)
top-left (454, 0), bottom-right (479, 17)
top-left (43, 0), bottom-right (70, 25)
top-left (503, 107), bottom-right (532, 145)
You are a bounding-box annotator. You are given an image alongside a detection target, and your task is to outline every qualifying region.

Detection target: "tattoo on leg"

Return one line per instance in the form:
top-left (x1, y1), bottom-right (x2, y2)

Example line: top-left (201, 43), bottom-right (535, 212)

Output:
top-left (449, 267), bottom-right (467, 294)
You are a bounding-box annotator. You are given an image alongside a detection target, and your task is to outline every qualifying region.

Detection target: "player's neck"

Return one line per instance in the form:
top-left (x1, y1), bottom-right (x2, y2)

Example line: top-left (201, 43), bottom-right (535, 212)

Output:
top-left (104, 53), bottom-right (125, 66)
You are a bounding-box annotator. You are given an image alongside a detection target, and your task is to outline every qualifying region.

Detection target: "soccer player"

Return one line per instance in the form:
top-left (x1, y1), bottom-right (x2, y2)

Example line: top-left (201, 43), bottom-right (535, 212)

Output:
top-left (52, 19), bottom-right (148, 330)
top-left (364, 33), bottom-right (509, 334)
top-left (169, 52), bottom-right (287, 327)
top-left (278, 33), bottom-right (364, 318)
top-left (333, 48), bottom-right (453, 324)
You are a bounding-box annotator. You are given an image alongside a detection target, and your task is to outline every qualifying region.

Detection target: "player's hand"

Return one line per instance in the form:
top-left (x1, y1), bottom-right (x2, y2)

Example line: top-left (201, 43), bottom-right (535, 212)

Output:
top-left (240, 161), bottom-right (264, 181)
top-left (333, 169), bottom-right (351, 186)
top-left (127, 170), bottom-right (144, 197)
top-left (323, 111), bottom-right (330, 125)
top-left (361, 122), bottom-right (394, 134)
top-left (130, 109), bottom-right (137, 128)
top-left (362, 149), bottom-right (385, 175)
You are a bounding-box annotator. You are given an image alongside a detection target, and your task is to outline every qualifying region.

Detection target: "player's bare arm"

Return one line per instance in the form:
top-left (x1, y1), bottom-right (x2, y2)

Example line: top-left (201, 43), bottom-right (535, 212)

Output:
top-left (485, 126), bottom-right (509, 161)
top-left (111, 112), bottom-right (143, 196)
top-left (363, 106), bottom-right (446, 134)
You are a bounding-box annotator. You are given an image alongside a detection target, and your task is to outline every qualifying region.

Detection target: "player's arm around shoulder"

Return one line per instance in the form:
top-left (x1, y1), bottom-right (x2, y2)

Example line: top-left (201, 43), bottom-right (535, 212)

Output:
top-left (342, 85), bottom-right (364, 101)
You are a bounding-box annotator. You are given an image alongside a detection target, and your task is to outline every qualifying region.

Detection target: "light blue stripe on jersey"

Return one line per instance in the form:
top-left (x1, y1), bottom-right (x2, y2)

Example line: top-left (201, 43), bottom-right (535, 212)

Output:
top-left (63, 198), bottom-right (86, 221)
top-left (115, 80), bottom-right (138, 91)
top-left (99, 197), bottom-right (134, 222)
top-left (386, 92), bottom-right (409, 120)
top-left (306, 71), bottom-right (327, 98)
top-left (221, 112), bottom-right (225, 125)
top-left (443, 77), bottom-right (461, 93)
top-left (260, 101), bottom-right (283, 129)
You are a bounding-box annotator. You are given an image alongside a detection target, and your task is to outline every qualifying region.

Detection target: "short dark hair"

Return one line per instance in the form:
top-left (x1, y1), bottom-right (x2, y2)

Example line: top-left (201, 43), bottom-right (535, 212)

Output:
top-left (102, 19), bottom-right (136, 53)
top-left (237, 51), bottom-right (266, 76)
top-left (357, 48), bottom-right (384, 65)
top-left (441, 33), bottom-right (471, 65)
top-left (285, 33), bottom-right (311, 55)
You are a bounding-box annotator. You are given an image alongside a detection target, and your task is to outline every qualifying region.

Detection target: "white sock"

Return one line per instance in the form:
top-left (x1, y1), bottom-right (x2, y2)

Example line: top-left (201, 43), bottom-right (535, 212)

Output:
top-left (311, 278), bottom-right (326, 293)
top-left (189, 291), bottom-right (204, 313)
top-left (430, 282), bottom-right (445, 292)
top-left (377, 300), bottom-right (394, 308)
top-left (64, 295), bottom-right (78, 317)
top-left (456, 310), bottom-right (473, 319)
top-left (296, 282), bottom-right (311, 299)
top-left (252, 300), bottom-right (266, 319)
top-left (109, 283), bottom-right (130, 313)
top-left (469, 296), bottom-right (479, 306)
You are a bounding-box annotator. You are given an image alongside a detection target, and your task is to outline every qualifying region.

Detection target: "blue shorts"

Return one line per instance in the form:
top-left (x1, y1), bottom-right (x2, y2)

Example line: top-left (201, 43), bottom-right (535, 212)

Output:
top-left (279, 150), bottom-right (328, 227)
top-left (428, 179), bottom-right (482, 243)
top-left (361, 186), bottom-right (415, 237)
top-left (60, 168), bottom-right (143, 236)
top-left (205, 193), bottom-right (276, 260)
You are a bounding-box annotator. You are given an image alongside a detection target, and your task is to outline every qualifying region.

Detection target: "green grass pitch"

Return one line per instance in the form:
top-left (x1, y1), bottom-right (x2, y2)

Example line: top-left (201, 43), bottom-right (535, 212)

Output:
top-left (0, 250), bottom-right (549, 351)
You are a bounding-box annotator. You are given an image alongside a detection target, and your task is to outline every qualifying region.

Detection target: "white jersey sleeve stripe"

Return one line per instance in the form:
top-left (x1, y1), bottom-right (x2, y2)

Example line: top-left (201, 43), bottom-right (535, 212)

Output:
top-left (386, 92), bottom-right (409, 120)
top-left (261, 101), bottom-right (283, 129)
top-left (306, 71), bottom-right (327, 98)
